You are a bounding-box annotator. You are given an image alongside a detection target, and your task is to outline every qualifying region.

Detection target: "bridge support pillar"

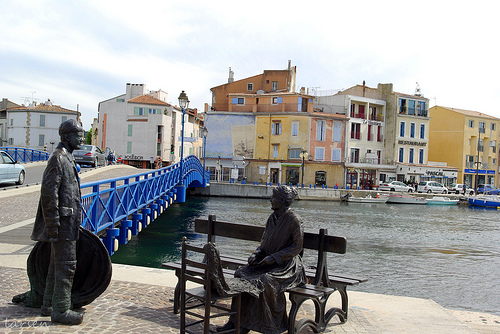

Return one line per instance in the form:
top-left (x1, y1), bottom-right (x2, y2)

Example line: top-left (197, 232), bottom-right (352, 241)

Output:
top-left (103, 227), bottom-right (120, 256)
top-left (119, 219), bottom-right (132, 245)
top-left (150, 204), bottom-right (159, 220)
top-left (142, 208), bottom-right (151, 227)
top-left (131, 213), bottom-right (142, 235)
top-left (175, 185), bottom-right (186, 203)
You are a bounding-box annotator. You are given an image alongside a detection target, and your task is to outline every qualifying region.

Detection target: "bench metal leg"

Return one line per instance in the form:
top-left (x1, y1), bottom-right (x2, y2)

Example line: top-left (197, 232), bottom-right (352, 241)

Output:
top-left (288, 293), bottom-right (322, 333)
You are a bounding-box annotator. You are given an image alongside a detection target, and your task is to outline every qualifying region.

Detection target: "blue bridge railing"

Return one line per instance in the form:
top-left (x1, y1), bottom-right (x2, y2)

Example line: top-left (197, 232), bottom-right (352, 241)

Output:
top-left (80, 155), bottom-right (209, 255)
top-left (0, 147), bottom-right (50, 163)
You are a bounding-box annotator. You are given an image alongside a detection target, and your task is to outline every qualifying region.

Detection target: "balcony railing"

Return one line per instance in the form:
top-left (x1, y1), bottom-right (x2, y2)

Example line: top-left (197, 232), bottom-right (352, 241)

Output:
top-left (399, 106), bottom-right (428, 117)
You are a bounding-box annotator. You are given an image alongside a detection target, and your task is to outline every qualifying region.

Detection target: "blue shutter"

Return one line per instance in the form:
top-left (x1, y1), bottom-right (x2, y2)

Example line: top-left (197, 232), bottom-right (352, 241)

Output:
top-left (297, 97), bottom-right (302, 112)
top-left (232, 97), bottom-right (238, 104)
top-left (277, 97), bottom-right (282, 104)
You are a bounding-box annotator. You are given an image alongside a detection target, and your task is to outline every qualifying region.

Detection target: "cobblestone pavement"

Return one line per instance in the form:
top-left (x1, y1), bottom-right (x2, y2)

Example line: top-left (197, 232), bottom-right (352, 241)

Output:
top-left (1, 267), bottom-right (378, 333)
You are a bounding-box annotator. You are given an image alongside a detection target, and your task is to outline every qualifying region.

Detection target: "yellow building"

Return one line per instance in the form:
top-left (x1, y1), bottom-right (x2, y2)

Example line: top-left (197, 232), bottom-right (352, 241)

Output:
top-left (428, 106), bottom-right (500, 188)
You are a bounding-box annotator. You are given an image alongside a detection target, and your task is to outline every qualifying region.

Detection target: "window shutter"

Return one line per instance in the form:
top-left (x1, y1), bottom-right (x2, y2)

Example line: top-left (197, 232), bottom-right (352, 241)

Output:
top-left (232, 97), bottom-right (238, 104)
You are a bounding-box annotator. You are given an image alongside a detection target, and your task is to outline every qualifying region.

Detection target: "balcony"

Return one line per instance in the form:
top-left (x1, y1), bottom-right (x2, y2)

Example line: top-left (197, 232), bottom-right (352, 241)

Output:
top-left (399, 106), bottom-right (428, 117)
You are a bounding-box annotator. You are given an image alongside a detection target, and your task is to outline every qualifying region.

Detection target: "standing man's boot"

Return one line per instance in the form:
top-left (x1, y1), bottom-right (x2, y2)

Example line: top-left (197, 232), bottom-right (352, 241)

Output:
top-left (51, 261), bottom-right (83, 325)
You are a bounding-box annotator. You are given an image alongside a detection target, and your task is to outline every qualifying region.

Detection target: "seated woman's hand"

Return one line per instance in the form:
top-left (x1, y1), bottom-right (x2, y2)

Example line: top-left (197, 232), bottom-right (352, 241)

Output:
top-left (258, 255), bottom-right (276, 266)
top-left (248, 253), bottom-right (259, 265)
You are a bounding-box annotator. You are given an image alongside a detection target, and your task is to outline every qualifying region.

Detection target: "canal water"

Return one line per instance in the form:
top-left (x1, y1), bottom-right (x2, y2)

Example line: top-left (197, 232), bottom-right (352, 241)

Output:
top-left (111, 196), bottom-right (500, 316)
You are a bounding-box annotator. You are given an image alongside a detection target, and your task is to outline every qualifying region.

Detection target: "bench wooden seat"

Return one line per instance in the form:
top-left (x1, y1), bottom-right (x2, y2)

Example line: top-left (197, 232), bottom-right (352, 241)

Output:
top-left (161, 215), bottom-right (367, 333)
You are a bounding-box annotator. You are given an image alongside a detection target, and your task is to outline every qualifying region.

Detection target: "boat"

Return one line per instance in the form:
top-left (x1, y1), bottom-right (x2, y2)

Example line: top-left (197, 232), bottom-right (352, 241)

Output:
top-left (348, 193), bottom-right (388, 203)
top-left (468, 195), bottom-right (500, 209)
top-left (426, 196), bottom-right (459, 205)
top-left (386, 194), bottom-right (427, 205)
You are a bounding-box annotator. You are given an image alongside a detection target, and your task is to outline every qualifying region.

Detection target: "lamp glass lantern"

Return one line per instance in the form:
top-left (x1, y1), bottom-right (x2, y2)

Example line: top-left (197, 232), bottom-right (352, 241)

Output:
top-left (178, 91), bottom-right (190, 109)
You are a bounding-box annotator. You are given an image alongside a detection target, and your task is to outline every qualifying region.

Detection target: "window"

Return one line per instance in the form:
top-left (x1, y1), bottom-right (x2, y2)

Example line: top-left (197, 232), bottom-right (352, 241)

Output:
top-left (331, 148), bottom-right (341, 162)
top-left (479, 122), bottom-right (486, 133)
top-left (400, 122), bottom-right (405, 137)
top-left (312, 147), bottom-right (324, 161)
top-left (61, 116), bottom-right (67, 123)
top-left (417, 101), bottom-right (426, 116)
top-left (39, 115), bottom-right (46, 127)
top-left (409, 148), bottom-right (414, 163)
top-left (8, 138), bottom-right (13, 145)
top-left (469, 120), bottom-right (474, 128)
top-left (316, 120), bottom-right (326, 141)
top-left (38, 134), bottom-right (45, 146)
top-left (116, 98), bottom-right (125, 102)
top-left (127, 141), bottom-right (132, 153)
top-left (289, 148), bottom-right (301, 159)
top-left (369, 106), bottom-right (377, 120)
top-left (492, 123), bottom-right (496, 131)
top-left (247, 83), bottom-right (253, 91)
top-left (377, 150), bottom-right (382, 164)
top-left (398, 147), bottom-right (404, 163)
top-left (315, 171), bottom-right (326, 186)
top-left (10, 119), bottom-right (13, 126)
top-left (333, 121), bottom-right (341, 142)
top-left (134, 107), bottom-right (144, 115)
top-left (419, 149), bottom-right (424, 164)
top-left (350, 104), bottom-right (355, 117)
top-left (420, 124), bottom-right (425, 139)
top-left (128, 124), bottom-right (133, 136)
top-left (272, 145), bottom-right (279, 158)
top-left (272, 97), bottom-right (282, 105)
top-left (148, 108), bottom-right (157, 114)
top-left (351, 123), bottom-right (361, 139)
top-left (410, 123), bottom-right (416, 138)
top-left (271, 122), bottom-right (282, 135)
top-left (291, 122), bottom-right (299, 136)
top-left (350, 148), bottom-right (360, 163)
top-left (399, 98), bottom-right (407, 113)
top-left (408, 100), bottom-right (416, 115)
top-left (271, 81), bottom-right (278, 91)
top-left (358, 105), bottom-right (365, 119)
top-left (367, 124), bottom-right (373, 141)
top-left (377, 125), bottom-right (383, 142)
top-left (231, 97), bottom-right (245, 105)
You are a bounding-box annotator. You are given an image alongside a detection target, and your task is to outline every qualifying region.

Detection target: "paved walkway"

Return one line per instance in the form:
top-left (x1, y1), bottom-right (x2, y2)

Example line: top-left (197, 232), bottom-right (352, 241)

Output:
top-left (1, 165), bottom-right (500, 333)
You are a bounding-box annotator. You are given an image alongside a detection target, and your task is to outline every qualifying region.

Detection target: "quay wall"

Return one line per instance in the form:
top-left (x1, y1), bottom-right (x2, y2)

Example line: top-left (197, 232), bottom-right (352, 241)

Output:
top-left (190, 183), bottom-right (459, 201)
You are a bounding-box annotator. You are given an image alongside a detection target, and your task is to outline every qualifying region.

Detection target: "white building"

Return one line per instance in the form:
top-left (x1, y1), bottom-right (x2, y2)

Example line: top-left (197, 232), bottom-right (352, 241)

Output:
top-left (5, 99), bottom-right (80, 152)
top-left (97, 83), bottom-right (202, 169)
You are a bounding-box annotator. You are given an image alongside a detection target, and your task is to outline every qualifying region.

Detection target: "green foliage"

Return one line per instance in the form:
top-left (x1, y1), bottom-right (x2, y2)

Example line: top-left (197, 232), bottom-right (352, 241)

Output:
top-left (85, 128), bottom-right (93, 144)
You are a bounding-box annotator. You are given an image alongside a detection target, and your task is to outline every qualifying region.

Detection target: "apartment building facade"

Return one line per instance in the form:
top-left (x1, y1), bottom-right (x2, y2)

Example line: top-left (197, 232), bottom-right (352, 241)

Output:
top-left (428, 106), bottom-right (500, 188)
top-left (5, 99), bottom-right (80, 151)
top-left (97, 83), bottom-right (202, 168)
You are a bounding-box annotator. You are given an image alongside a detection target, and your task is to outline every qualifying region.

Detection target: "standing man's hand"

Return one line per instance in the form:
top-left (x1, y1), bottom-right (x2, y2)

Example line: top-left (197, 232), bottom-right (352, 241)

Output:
top-left (47, 227), bottom-right (59, 242)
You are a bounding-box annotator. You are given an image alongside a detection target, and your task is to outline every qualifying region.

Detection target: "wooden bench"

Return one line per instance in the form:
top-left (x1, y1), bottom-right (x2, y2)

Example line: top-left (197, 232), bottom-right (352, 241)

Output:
top-left (162, 215), bottom-right (367, 333)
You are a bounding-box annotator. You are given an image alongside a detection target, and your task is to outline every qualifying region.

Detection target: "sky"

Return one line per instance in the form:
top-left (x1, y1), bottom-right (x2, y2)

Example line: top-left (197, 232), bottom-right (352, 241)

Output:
top-left (1, 0), bottom-right (499, 129)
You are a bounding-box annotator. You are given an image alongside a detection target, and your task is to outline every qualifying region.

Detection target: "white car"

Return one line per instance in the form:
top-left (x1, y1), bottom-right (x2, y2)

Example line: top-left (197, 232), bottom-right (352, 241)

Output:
top-left (378, 181), bottom-right (413, 192)
top-left (447, 184), bottom-right (474, 195)
top-left (0, 151), bottom-right (25, 185)
top-left (417, 181), bottom-right (448, 194)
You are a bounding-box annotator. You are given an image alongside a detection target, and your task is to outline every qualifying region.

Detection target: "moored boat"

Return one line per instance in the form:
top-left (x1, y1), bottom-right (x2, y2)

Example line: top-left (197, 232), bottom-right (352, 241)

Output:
top-left (348, 194), bottom-right (388, 203)
top-left (386, 194), bottom-right (427, 204)
top-left (426, 196), bottom-right (459, 205)
top-left (468, 195), bottom-right (500, 208)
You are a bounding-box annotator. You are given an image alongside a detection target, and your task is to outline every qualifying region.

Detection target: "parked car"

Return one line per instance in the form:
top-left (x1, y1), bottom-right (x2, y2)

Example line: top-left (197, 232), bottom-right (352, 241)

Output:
top-left (378, 181), bottom-right (413, 192)
top-left (0, 150), bottom-right (25, 185)
top-left (73, 145), bottom-right (106, 167)
top-left (447, 183), bottom-right (474, 195)
top-left (476, 184), bottom-right (500, 195)
top-left (417, 181), bottom-right (448, 194)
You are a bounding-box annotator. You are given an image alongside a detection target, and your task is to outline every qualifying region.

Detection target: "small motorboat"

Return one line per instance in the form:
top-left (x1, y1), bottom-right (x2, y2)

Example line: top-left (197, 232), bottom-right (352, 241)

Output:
top-left (386, 194), bottom-right (427, 205)
top-left (348, 193), bottom-right (388, 203)
top-left (468, 195), bottom-right (500, 208)
top-left (426, 196), bottom-right (459, 205)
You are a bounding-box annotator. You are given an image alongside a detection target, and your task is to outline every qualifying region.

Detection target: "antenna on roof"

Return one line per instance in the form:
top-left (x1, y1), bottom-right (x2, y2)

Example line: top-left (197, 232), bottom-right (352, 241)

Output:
top-left (415, 82), bottom-right (422, 96)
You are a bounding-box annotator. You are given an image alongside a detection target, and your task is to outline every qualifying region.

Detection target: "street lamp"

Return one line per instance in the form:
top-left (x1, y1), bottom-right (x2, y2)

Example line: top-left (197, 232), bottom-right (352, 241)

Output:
top-left (178, 90), bottom-right (189, 183)
top-left (202, 126), bottom-right (208, 184)
top-left (299, 148), bottom-right (308, 187)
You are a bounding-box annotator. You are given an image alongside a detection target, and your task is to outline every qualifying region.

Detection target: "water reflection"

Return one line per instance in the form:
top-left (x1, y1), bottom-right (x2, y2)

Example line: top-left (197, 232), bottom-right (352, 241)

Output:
top-left (111, 196), bottom-right (500, 316)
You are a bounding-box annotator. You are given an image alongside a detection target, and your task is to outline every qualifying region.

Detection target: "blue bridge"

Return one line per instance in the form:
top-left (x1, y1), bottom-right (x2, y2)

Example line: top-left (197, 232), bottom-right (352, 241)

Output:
top-left (0, 147), bottom-right (50, 163)
top-left (80, 155), bottom-right (209, 255)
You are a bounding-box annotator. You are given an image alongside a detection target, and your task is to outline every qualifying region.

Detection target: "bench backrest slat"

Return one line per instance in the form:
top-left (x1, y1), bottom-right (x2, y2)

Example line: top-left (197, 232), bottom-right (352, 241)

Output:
top-left (194, 217), bottom-right (346, 254)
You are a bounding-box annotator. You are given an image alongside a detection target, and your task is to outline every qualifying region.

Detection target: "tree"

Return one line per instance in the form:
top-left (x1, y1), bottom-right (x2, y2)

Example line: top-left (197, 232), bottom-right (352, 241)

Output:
top-left (85, 128), bottom-right (93, 145)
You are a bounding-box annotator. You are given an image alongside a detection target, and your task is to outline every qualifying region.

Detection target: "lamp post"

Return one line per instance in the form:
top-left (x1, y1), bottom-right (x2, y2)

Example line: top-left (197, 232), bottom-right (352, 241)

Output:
top-left (475, 125), bottom-right (485, 194)
top-left (299, 148), bottom-right (308, 187)
top-left (178, 90), bottom-right (189, 183)
top-left (202, 126), bottom-right (208, 184)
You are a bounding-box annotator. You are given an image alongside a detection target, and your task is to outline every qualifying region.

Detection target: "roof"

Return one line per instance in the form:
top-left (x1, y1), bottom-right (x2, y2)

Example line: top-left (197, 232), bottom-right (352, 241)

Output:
top-left (433, 106), bottom-right (500, 120)
top-left (8, 102), bottom-right (77, 113)
top-left (128, 95), bottom-right (172, 106)
top-left (227, 91), bottom-right (314, 98)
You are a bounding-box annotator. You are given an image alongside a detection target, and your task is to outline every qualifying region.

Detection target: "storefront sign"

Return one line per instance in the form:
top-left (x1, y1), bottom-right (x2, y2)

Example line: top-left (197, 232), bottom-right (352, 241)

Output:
top-left (464, 169), bottom-right (496, 175)
top-left (124, 154), bottom-right (144, 160)
top-left (398, 140), bottom-right (426, 146)
top-left (426, 171), bottom-right (444, 176)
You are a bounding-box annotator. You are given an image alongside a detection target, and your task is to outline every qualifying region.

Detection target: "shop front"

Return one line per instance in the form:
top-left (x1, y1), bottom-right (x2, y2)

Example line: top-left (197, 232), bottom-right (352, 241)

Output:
top-left (463, 168), bottom-right (496, 188)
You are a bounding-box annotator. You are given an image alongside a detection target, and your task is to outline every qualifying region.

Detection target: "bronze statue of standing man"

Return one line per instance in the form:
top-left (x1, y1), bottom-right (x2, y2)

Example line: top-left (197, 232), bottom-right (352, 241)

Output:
top-left (31, 119), bottom-right (85, 325)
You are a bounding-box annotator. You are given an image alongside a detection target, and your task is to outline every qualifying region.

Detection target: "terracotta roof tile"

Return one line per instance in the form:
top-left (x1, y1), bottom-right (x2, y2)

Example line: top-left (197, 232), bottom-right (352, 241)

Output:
top-left (8, 103), bottom-right (77, 113)
top-left (128, 95), bottom-right (171, 106)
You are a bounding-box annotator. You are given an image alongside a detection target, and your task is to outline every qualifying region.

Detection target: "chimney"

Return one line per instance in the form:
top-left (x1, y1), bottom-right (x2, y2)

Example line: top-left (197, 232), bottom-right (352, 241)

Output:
top-left (363, 80), bottom-right (366, 97)
top-left (228, 67), bottom-right (234, 83)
